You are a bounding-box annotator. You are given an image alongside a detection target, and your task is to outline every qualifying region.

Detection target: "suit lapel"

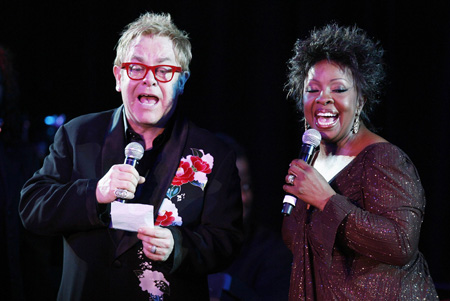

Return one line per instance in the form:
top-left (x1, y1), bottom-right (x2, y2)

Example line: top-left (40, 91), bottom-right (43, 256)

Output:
top-left (112, 112), bottom-right (190, 258)
top-left (137, 116), bottom-right (189, 220)
top-left (101, 106), bottom-right (126, 176)
top-left (99, 106), bottom-right (130, 249)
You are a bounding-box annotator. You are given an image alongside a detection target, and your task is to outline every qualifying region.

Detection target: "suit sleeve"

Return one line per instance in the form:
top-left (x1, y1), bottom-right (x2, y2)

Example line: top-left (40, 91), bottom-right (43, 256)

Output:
top-left (19, 124), bottom-right (106, 235)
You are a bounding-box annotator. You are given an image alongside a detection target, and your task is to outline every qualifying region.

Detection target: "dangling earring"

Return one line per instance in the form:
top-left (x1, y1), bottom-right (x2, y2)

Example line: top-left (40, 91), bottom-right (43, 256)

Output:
top-left (353, 99), bottom-right (366, 134)
top-left (304, 119), bottom-right (310, 132)
top-left (352, 112), bottom-right (360, 134)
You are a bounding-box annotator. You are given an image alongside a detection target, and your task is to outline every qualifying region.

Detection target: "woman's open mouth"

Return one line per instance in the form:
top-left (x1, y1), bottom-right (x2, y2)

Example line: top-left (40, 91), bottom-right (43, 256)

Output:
top-left (315, 111), bottom-right (338, 128)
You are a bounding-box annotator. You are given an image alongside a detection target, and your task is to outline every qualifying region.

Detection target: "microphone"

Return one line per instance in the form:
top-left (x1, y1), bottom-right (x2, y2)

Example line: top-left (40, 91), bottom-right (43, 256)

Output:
top-left (281, 129), bottom-right (321, 216)
top-left (116, 142), bottom-right (144, 203)
top-left (123, 142), bottom-right (144, 167)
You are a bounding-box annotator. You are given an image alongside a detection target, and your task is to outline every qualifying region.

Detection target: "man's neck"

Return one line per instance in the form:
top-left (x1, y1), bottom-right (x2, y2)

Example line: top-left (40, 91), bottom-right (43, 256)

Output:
top-left (133, 126), bottom-right (164, 150)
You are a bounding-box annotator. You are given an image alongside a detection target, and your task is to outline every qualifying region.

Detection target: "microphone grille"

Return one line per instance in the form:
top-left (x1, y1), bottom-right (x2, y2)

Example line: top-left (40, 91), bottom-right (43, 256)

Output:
top-left (125, 142), bottom-right (144, 160)
top-left (302, 129), bottom-right (321, 147)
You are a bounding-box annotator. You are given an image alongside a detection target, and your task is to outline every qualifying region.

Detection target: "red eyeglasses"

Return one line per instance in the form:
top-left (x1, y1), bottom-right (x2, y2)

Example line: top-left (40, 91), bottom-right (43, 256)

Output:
top-left (121, 62), bottom-right (182, 82)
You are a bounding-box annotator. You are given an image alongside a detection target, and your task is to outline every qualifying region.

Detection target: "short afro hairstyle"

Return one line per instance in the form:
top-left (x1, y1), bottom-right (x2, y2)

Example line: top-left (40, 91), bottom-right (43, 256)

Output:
top-left (286, 23), bottom-right (386, 126)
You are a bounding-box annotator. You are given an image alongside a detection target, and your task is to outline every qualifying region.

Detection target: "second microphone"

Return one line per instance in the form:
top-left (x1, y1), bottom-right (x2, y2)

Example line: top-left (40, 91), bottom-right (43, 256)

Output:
top-left (281, 128), bottom-right (321, 216)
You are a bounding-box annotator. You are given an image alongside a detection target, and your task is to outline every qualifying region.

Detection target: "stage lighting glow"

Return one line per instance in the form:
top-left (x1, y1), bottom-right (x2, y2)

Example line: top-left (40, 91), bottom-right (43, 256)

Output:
top-left (44, 114), bottom-right (66, 127)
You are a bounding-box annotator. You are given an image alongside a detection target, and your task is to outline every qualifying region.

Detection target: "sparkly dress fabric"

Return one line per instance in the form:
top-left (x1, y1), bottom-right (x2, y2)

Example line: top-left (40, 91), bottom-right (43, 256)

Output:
top-left (282, 143), bottom-right (438, 300)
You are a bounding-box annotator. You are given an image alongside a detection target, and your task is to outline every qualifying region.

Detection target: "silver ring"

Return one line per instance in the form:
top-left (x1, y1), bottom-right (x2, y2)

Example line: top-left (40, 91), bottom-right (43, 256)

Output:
top-left (114, 188), bottom-right (129, 199)
top-left (287, 174), bottom-right (295, 185)
top-left (150, 245), bottom-right (157, 254)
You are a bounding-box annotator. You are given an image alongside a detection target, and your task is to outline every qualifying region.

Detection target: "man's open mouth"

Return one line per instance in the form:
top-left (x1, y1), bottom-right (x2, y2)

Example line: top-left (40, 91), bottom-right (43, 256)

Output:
top-left (138, 94), bottom-right (159, 105)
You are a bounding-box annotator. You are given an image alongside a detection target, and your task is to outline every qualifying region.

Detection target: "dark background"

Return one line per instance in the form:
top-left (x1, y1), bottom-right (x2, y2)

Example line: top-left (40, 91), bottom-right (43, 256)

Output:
top-left (1, 0), bottom-right (449, 294)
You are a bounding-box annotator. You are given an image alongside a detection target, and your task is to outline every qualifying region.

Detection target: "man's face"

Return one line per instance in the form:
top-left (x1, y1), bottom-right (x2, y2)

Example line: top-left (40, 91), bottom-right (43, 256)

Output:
top-left (113, 35), bottom-right (189, 133)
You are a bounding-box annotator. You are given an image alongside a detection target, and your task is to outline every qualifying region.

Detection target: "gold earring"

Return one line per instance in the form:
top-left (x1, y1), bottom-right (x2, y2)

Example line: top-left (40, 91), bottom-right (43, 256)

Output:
top-left (304, 119), bottom-right (310, 132)
top-left (352, 112), bottom-right (360, 134)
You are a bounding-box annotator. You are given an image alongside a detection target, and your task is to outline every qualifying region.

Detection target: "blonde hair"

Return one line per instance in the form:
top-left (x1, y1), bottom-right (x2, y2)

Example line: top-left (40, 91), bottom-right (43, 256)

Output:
top-left (114, 12), bottom-right (192, 71)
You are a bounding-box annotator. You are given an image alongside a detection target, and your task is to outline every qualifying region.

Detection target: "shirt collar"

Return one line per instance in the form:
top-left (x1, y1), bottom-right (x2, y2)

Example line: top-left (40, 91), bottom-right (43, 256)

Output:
top-left (122, 107), bottom-right (171, 150)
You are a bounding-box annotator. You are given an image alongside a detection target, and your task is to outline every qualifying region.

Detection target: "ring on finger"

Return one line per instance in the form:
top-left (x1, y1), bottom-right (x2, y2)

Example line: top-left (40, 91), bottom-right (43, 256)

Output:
top-left (287, 174), bottom-right (295, 185)
top-left (150, 245), bottom-right (157, 254)
top-left (114, 188), bottom-right (129, 199)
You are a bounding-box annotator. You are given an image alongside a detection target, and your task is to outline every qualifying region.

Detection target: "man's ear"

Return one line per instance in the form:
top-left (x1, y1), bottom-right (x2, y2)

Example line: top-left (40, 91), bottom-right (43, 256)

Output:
top-left (178, 71), bottom-right (190, 94)
top-left (113, 65), bottom-right (122, 92)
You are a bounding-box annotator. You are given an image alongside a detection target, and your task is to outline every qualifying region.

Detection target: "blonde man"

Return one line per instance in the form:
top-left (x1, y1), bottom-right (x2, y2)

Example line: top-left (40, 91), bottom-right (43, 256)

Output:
top-left (20, 12), bottom-right (243, 301)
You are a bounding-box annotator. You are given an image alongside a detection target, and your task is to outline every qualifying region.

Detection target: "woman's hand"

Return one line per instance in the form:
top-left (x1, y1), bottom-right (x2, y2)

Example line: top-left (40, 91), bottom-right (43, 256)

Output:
top-left (283, 159), bottom-right (336, 211)
top-left (137, 226), bottom-right (174, 262)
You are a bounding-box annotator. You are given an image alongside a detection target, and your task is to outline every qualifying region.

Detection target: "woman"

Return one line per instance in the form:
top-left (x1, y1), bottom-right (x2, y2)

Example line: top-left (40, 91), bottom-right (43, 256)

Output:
top-left (282, 24), bottom-right (438, 300)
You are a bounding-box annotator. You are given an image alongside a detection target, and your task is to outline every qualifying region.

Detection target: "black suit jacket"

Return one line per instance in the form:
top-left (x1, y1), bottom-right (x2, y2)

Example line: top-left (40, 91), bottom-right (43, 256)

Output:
top-left (20, 106), bottom-right (243, 300)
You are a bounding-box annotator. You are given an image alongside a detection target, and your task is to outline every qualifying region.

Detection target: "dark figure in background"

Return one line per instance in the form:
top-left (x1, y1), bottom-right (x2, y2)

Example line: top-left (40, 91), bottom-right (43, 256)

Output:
top-left (282, 24), bottom-right (438, 300)
top-left (19, 12), bottom-right (243, 301)
top-left (209, 134), bottom-right (292, 301)
top-left (0, 46), bottom-right (61, 300)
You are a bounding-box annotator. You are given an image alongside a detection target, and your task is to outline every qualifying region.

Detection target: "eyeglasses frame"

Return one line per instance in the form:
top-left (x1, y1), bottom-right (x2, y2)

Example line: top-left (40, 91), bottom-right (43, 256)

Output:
top-left (121, 62), bottom-right (183, 83)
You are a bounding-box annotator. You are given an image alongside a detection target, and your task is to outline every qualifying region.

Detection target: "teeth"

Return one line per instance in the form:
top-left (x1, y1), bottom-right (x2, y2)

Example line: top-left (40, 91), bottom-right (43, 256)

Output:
top-left (139, 95), bottom-right (155, 99)
top-left (316, 112), bottom-right (336, 117)
top-left (138, 95), bottom-right (158, 105)
top-left (316, 112), bottom-right (338, 127)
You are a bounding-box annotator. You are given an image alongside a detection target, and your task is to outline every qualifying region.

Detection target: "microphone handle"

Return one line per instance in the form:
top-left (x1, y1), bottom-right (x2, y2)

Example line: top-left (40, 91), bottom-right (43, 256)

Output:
top-left (299, 143), bottom-right (316, 164)
top-left (281, 143), bottom-right (318, 216)
top-left (124, 157), bottom-right (139, 167)
top-left (281, 197), bottom-right (296, 216)
top-left (116, 156), bottom-right (139, 203)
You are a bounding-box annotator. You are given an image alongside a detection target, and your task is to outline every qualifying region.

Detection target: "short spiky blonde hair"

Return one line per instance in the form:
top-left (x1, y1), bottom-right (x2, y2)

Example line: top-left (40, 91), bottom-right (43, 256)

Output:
top-left (114, 12), bottom-right (192, 71)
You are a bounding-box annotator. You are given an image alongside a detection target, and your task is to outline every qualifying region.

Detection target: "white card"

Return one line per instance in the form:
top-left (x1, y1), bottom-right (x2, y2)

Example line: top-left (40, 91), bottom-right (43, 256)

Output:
top-left (110, 201), bottom-right (154, 232)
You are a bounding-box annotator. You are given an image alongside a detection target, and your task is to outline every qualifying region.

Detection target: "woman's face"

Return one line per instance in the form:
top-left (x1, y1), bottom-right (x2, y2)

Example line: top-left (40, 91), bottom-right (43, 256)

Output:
top-left (303, 60), bottom-right (360, 144)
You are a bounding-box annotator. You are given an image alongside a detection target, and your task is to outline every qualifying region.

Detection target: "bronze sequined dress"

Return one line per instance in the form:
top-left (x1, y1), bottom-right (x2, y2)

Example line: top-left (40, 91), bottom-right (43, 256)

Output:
top-left (282, 143), bottom-right (438, 300)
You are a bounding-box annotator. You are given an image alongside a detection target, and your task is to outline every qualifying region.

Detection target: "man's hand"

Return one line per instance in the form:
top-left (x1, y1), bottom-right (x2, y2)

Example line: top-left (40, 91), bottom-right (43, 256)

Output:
top-left (96, 164), bottom-right (145, 204)
top-left (138, 226), bottom-right (174, 262)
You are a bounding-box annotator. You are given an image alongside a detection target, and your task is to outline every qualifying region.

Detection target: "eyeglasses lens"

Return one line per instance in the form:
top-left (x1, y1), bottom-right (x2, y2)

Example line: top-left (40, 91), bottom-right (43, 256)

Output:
top-left (127, 64), bottom-right (174, 82)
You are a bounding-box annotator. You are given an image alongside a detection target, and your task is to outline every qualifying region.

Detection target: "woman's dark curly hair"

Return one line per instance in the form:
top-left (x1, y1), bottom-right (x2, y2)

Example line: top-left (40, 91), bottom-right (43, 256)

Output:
top-left (286, 23), bottom-right (386, 127)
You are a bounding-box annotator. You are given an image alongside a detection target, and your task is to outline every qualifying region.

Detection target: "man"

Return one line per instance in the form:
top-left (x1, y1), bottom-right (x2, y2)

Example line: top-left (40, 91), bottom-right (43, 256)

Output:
top-left (20, 12), bottom-right (243, 300)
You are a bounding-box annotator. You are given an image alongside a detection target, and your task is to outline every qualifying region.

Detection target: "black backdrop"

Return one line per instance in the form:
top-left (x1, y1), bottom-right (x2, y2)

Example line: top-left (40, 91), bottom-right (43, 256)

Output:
top-left (1, 0), bottom-right (449, 290)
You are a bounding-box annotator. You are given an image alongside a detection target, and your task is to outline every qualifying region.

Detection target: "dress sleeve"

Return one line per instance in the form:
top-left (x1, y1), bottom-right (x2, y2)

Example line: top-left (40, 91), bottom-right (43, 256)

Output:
top-left (282, 200), bottom-right (308, 250)
top-left (316, 144), bottom-right (425, 267)
top-left (19, 124), bottom-right (105, 235)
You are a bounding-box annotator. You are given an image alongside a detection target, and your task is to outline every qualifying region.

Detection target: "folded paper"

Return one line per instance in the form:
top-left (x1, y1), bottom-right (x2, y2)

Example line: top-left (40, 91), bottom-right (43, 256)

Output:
top-left (110, 201), bottom-right (154, 232)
